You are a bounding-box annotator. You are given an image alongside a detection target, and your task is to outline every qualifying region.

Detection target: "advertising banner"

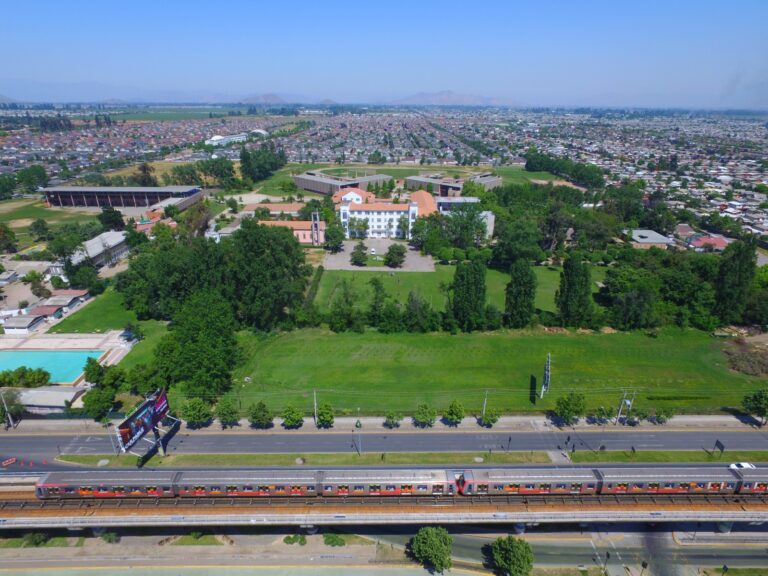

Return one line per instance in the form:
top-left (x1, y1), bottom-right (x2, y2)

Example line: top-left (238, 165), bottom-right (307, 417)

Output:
top-left (115, 390), bottom-right (170, 452)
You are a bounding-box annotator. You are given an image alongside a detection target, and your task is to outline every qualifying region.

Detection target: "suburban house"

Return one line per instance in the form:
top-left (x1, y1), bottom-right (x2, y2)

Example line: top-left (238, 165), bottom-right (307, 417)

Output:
top-left (625, 229), bottom-right (673, 250)
top-left (2, 314), bottom-right (46, 335)
top-left (259, 220), bottom-right (326, 245)
top-left (688, 234), bottom-right (730, 252)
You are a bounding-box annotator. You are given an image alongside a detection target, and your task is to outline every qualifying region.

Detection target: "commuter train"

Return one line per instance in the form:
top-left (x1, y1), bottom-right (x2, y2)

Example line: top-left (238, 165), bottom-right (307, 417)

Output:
top-left (34, 466), bottom-right (768, 500)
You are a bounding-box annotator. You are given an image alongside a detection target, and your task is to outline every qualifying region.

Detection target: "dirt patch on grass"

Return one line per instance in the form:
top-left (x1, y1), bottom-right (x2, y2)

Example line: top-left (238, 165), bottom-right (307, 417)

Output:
top-left (724, 338), bottom-right (768, 377)
top-left (8, 218), bottom-right (33, 228)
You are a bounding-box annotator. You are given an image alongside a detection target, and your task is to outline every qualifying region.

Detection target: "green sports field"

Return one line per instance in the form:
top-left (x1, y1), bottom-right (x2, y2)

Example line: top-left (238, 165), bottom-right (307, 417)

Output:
top-left (230, 328), bottom-right (764, 416)
top-left (314, 265), bottom-right (607, 314)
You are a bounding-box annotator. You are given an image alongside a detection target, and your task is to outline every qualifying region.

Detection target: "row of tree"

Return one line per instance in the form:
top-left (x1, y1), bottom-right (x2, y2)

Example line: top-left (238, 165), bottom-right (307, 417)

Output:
top-left (524, 148), bottom-right (605, 188)
top-left (411, 527), bottom-right (533, 575)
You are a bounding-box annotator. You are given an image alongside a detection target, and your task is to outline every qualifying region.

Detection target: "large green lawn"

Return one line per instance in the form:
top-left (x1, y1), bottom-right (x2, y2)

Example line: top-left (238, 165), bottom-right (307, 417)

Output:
top-left (1, 199), bottom-right (99, 249)
top-left (230, 328), bottom-right (764, 415)
top-left (314, 265), bottom-right (606, 314)
top-left (491, 166), bottom-right (560, 185)
top-left (48, 288), bottom-right (167, 368)
top-left (49, 288), bottom-right (134, 333)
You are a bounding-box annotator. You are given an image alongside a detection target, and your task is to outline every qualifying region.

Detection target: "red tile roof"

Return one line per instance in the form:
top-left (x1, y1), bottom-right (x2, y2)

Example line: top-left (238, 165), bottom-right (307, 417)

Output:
top-left (409, 190), bottom-right (437, 216)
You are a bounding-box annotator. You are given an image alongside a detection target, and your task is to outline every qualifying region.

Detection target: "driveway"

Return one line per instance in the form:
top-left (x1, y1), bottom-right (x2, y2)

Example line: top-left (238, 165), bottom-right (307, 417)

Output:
top-left (322, 239), bottom-right (435, 272)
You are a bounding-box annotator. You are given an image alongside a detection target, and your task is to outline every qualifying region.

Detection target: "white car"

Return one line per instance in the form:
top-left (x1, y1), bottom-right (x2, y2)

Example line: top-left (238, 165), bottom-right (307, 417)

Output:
top-left (370, 248), bottom-right (376, 255)
top-left (729, 462), bottom-right (756, 470)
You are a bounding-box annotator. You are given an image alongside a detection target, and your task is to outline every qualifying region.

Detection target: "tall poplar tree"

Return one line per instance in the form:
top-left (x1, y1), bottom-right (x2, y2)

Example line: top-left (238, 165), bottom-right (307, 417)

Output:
top-left (555, 252), bottom-right (593, 327)
top-left (451, 259), bottom-right (486, 332)
top-left (505, 259), bottom-right (537, 328)
top-left (714, 238), bottom-right (757, 324)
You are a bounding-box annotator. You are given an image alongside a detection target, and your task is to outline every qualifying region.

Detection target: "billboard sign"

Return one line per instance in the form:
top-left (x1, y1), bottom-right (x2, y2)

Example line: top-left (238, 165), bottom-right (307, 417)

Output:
top-left (115, 390), bottom-right (169, 452)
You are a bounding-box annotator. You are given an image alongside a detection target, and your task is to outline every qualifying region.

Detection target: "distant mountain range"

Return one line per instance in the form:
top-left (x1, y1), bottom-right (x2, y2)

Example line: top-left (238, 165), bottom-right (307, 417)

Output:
top-left (0, 79), bottom-right (510, 107)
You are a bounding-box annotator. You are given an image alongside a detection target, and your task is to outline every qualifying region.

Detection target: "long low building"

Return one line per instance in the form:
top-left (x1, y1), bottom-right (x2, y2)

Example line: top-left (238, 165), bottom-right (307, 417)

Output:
top-left (405, 173), bottom-right (502, 196)
top-left (43, 186), bottom-right (201, 208)
top-left (293, 171), bottom-right (392, 195)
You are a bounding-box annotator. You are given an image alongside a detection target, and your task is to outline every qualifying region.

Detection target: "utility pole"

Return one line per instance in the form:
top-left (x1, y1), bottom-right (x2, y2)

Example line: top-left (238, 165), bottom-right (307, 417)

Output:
top-left (615, 391), bottom-right (628, 425)
top-left (540, 353), bottom-right (551, 400)
top-left (313, 390), bottom-right (318, 425)
top-left (0, 391), bottom-right (15, 429)
top-left (482, 390), bottom-right (488, 418)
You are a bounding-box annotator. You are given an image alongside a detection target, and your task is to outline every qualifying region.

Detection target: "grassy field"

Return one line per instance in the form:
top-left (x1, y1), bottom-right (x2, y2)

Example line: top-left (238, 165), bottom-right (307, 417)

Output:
top-left (314, 264), bottom-right (606, 314)
top-left (48, 288), bottom-right (167, 368)
top-left (49, 288), bottom-right (134, 333)
top-left (492, 165), bottom-right (560, 185)
top-left (231, 328), bottom-right (764, 415)
top-left (0, 199), bottom-right (98, 249)
top-left (251, 163), bottom-right (327, 196)
top-left (59, 451), bottom-right (550, 468)
top-left (570, 450), bottom-right (768, 464)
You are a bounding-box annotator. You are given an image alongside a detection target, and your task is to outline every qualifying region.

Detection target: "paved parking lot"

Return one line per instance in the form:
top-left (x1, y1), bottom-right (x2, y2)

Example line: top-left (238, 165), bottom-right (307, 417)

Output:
top-left (322, 239), bottom-right (435, 272)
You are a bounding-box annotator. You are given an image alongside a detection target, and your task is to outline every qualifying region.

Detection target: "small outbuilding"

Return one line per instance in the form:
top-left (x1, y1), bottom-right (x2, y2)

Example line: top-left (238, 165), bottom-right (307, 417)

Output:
top-left (2, 314), bottom-right (46, 335)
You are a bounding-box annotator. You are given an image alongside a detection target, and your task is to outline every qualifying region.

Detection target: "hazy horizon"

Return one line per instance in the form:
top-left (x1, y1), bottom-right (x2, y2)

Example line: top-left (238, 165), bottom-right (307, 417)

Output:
top-left (2, 0), bottom-right (767, 108)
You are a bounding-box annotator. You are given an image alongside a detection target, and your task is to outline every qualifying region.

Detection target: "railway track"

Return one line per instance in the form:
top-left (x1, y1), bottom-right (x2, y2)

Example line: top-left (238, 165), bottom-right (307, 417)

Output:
top-left (2, 493), bottom-right (767, 512)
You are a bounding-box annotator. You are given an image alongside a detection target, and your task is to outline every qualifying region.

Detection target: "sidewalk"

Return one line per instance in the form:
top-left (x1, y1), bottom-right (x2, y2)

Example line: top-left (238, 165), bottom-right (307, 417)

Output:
top-left (5, 413), bottom-right (762, 435)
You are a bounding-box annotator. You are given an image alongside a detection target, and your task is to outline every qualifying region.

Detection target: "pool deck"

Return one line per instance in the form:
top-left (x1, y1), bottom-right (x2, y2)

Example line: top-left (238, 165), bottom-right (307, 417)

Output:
top-left (0, 331), bottom-right (130, 369)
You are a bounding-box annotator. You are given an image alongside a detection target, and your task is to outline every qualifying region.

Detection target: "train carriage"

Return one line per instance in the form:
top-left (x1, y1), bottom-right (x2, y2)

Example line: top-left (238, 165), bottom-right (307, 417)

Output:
top-left (175, 470), bottom-right (319, 497)
top-left (597, 467), bottom-right (739, 495)
top-left (732, 467), bottom-right (768, 494)
top-left (464, 468), bottom-right (600, 495)
top-left (319, 469), bottom-right (454, 497)
top-left (36, 471), bottom-right (179, 499)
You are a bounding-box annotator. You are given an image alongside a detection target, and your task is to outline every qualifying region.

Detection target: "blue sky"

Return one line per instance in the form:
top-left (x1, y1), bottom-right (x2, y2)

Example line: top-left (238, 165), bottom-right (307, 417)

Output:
top-left (2, 0), bottom-right (767, 107)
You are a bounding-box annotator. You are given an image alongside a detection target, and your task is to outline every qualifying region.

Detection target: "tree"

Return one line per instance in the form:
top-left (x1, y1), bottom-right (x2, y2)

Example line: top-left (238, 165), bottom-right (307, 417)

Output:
top-left (743, 389), bottom-right (768, 426)
top-left (384, 410), bottom-right (401, 428)
top-left (329, 279), bottom-right (363, 333)
top-left (367, 277), bottom-right (387, 327)
top-left (324, 221), bottom-right (345, 253)
top-left (181, 398), bottom-right (213, 428)
top-left (316, 402), bottom-right (335, 428)
top-left (152, 290), bottom-right (237, 400)
top-left (15, 165), bottom-right (48, 192)
top-left (479, 406), bottom-right (500, 428)
top-left (350, 241), bottom-right (368, 266)
top-left (83, 357), bottom-right (105, 385)
top-left (29, 219), bottom-right (51, 241)
top-left (554, 392), bottom-right (586, 426)
top-left (715, 238), bottom-right (758, 324)
top-left (282, 405), bottom-right (304, 429)
top-left (556, 253), bottom-right (593, 327)
top-left (593, 406), bottom-right (612, 425)
top-left (505, 260), bottom-right (537, 328)
top-left (602, 267), bottom-right (660, 330)
top-left (403, 291), bottom-right (437, 333)
top-left (0, 389), bottom-right (24, 426)
top-left (0, 223), bottom-right (17, 253)
top-left (491, 536), bottom-right (534, 576)
top-left (450, 259), bottom-right (487, 332)
top-left (248, 401), bottom-right (273, 429)
top-left (82, 387), bottom-right (115, 421)
top-left (226, 197), bottom-right (239, 213)
top-left (411, 527), bottom-right (453, 574)
top-left (384, 243), bottom-right (407, 268)
top-left (413, 403), bottom-right (437, 428)
top-left (97, 207), bottom-right (126, 231)
top-left (492, 220), bottom-right (545, 269)
top-left (444, 400), bottom-right (465, 426)
top-left (0, 174), bottom-right (16, 200)
top-left (134, 162), bottom-right (158, 187)
top-left (215, 397), bottom-right (240, 428)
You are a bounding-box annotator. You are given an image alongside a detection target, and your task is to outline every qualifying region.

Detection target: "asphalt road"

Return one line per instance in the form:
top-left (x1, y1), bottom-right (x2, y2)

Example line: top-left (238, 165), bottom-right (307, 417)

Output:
top-left (3, 428), bottom-right (768, 470)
